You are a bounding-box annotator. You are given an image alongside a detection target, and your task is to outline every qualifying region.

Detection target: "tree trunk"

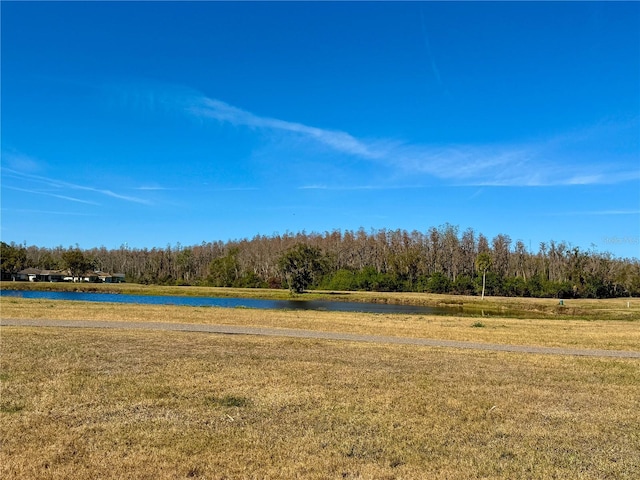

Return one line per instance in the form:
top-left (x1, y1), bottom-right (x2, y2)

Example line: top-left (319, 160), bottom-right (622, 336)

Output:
top-left (481, 269), bottom-right (486, 300)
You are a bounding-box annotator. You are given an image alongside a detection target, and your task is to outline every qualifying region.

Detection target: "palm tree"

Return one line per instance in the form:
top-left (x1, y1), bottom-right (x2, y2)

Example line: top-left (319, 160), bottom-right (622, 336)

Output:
top-left (475, 252), bottom-right (492, 300)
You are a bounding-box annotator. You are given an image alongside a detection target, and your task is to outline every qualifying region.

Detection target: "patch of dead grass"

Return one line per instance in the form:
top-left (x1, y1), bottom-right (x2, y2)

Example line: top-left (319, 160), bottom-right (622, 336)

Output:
top-left (1, 327), bottom-right (638, 479)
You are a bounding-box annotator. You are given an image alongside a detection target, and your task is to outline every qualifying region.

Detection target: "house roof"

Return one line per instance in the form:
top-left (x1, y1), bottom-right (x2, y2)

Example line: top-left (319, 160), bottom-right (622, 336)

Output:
top-left (79, 271), bottom-right (99, 277)
top-left (39, 269), bottom-right (69, 276)
top-left (17, 268), bottom-right (42, 275)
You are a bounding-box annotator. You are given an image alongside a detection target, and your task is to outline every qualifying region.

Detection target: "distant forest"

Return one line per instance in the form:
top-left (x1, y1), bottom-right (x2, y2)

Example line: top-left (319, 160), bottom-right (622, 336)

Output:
top-left (2, 225), bottom-right (639, 298)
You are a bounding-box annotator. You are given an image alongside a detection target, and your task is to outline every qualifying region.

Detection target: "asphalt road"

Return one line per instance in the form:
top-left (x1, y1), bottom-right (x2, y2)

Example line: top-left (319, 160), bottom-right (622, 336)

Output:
top-left (2, 318), bottom-right (639, 359)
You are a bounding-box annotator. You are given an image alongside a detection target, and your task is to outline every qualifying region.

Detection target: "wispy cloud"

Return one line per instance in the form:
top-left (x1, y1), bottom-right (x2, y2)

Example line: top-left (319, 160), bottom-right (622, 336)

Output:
top-left (3, 185), bottom-right (101, 205)
top-left (115, 83), bottom-right (639, 188)
top-left (420, 8), bottom-right (445, 92)
top-left (3, 168), bottom-right (152, 205)
top-left (81, 185), bottom-right (149, 204)
top-left (133, 184), bottom-right (258, 193)
top-left (545, 209), bottom-right (640, 217)
top-left (468, 189), bottom-right (484, 200)
top-left (2, 207), bottom-right (96, 216)
top-left (205, 186), bottom-right (259, 192)
top-left (134, 185), bottom-right (173, 191)
top-left (298, 184), bottom-right (425, 191)
top-left (1, 151), bottom-right (44, 173)
top-left (189, 98), bottom-right (383, 160)
top-left (588, 210), bottom-right (640, 215)
top-left (181, 92), bottom-right (639, 188)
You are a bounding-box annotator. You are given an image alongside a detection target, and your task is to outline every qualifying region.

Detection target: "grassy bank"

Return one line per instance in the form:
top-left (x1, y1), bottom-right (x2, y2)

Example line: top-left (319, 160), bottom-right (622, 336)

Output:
top-left (2, 326), bottom-right (638, 479)
top-left (2, 281), bottom-right (638, 319)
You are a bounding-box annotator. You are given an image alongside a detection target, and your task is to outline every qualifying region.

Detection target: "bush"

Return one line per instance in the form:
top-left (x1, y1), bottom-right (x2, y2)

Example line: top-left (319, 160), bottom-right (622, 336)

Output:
top-left (235, 272), bottom-right (267, 289)
top-left (354, 267), bottom-right (399, 291)
top-left (452, 275), bottom-right (475, 295)
top-left (504, 277), bottom-right (528, 297)
top-left (425, 272), bottom-right (451, 294)
top-left (319, 269), bottom-right (358, 291)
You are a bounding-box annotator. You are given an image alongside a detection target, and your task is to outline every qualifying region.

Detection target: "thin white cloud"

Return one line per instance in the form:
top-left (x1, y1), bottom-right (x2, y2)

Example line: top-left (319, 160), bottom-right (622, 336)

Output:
top-left (420, 8), bottom-right (445, 90)
top-left (134, 184), bottom-right (258, 192)
top-left (566, 175), bottom-right (604, 186)
top-left (189, 97), bottom-right (384, 160)
top-left (298, 184), bottom-right (425, 191)
top-left (589, 210), bottom-right (640, 215)
top-left (2, 208), bottom-right (95, 216)
top-left (1, 151), bottom-right (44, 173)
top-left (180, 90), bottom-right (640, 188)
top-left (135, 185), bottom-right (174, 191)
top-left (206, 187), bottom-right (259, 192)
top-left (468, 189), bottom-right (484, 200)
top-left (87, 187), bottom-right (150, 204)
top-left (3, 168), bottom-right (152, 205)
top-left (544, 209), bottom-right (640, 217)
top-left (3, 185), bottom-right (101, 205)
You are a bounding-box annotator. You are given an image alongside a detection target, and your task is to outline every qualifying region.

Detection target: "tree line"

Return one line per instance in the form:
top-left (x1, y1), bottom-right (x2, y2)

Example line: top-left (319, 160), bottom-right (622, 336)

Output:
top-left (2, 224), bottom-right (639, 298)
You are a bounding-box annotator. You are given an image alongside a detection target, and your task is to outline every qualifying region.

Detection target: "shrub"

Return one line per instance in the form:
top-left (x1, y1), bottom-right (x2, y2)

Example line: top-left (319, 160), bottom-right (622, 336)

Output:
top-left (425, 272), bottom-right (451, 294)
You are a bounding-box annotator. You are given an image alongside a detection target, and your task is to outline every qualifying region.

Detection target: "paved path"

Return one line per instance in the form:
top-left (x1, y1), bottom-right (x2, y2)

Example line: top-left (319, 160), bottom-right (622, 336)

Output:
top-left (2, 318), bottom-right (639, 359)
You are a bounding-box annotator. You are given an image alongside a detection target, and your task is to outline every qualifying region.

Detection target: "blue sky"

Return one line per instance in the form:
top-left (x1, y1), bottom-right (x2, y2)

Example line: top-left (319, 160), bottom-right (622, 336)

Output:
top-left (2, 2), bottom-right (639, 258)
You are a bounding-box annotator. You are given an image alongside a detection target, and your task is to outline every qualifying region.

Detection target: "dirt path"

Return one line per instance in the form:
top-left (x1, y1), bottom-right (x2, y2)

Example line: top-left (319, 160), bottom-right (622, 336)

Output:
top-left (2, 318), bottom-right (639, 359)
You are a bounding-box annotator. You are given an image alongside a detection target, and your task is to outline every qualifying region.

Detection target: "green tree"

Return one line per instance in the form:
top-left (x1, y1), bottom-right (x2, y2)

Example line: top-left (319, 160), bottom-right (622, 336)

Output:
top-left (425, 272), bottom-right (451, 294)
top-left (354, 266), bottom-right (398, 292)
top-left (208, 248), bottom-right (240, 287)
top-left (504, 276), bottom-right (528, 297)
top-left (319, 269), bottom-right (358, 291)
top-left (38, 251), bottom-right (62, 270)
top-left (62, 248), bottom-right (92, 280)
top-left (452, 274), bottom-right (475, 295)
top-left (278, 244), bottom-right (325, 294)
top-left (176, 248), bottom-right (194, 284)
top-left (475, 252), bottom-right (492, 300)
top-left (0, 242), bottom-right (27, 278)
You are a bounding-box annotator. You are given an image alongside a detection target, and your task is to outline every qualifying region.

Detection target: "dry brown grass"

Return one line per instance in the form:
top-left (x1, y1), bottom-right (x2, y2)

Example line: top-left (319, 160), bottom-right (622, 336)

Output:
top-left (1, 326), bottom-right (639, 479)
top-left (2, 297), bottom-right (639, 351)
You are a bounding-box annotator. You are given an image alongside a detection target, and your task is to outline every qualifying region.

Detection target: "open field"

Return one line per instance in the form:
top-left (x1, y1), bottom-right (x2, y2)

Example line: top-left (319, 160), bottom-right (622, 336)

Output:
top-left (1, 297), bottom-right (639, 478)
top-left (2, 326), bottom-right (639, 479)
top-left (2, 281), bottom-right (639, 320)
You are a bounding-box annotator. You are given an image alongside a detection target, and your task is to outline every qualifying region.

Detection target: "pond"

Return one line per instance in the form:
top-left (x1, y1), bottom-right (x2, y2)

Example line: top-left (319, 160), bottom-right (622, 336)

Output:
top-left (0, 289), bottom-right (460, 316)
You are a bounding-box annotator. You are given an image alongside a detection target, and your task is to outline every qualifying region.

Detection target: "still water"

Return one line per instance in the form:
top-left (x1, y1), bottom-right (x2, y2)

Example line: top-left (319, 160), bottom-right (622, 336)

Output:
top-left (1, 290), bottom-right (459, 315)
